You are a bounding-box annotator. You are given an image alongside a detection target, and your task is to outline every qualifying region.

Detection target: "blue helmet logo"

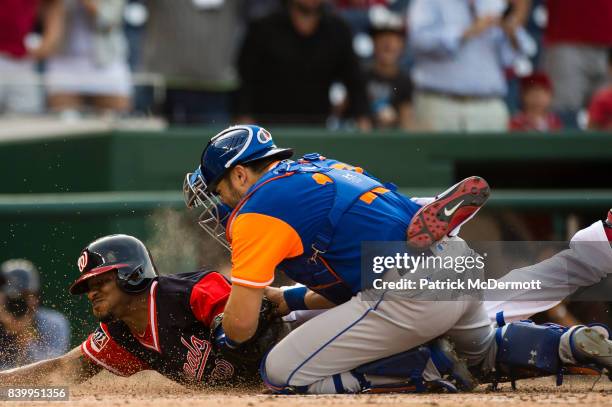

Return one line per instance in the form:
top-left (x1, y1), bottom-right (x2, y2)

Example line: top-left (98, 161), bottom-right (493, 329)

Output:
top-left (199, 125), bottom-right (292, 191)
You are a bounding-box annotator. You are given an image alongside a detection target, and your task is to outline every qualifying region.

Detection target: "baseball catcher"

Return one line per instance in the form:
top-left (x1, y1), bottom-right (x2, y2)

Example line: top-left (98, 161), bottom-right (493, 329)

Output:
top-left (182, 124), bottom-right (612, 394)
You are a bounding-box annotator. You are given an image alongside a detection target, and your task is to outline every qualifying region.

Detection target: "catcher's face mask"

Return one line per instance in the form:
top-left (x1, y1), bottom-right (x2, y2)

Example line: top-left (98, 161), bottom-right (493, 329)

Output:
top-left (183, 168), bottom-right (232, 251)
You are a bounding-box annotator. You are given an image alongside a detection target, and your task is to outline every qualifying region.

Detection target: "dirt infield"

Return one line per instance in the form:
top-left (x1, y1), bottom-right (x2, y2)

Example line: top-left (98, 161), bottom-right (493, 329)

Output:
top-left (5, 371), bottom-right (612, 407)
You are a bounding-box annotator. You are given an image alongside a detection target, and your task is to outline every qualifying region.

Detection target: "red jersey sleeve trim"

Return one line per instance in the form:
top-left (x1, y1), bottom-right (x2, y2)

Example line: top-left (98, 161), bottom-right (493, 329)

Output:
top-left (81, 341), bottom-right (129, 377)
top-left (81, 323), bottom-right (150, 377)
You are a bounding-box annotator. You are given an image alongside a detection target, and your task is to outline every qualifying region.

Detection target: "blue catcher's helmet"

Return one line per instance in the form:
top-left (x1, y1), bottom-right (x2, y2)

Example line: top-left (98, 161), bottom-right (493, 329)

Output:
top-left (183, 125), bottom-right (293, 250)
top-left (200, 125), bottom-right (293, 192)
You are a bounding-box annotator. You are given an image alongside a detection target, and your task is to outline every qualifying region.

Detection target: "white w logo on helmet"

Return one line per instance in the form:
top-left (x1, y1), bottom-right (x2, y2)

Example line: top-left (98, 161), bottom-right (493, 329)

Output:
top-left (78, 251), bottom-right (88, 272)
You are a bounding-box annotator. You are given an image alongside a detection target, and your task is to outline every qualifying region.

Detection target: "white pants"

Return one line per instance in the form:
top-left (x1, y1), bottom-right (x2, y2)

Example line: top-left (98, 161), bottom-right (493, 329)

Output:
top-left (414, 91), bottom-right (509, 132)
top-left (0, 55), bottom-right (42, 114)
top-left (45, 56), bottom-right (132, 97)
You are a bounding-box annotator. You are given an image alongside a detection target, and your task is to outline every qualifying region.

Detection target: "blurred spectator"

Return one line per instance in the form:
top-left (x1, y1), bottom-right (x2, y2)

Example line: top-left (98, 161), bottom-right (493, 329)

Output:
top-left (0, 0), bottom-right (63, 115)
top-left (235, 0), bottom-right (371, 129)
top-left (365, 10), bottom-right (415, 130)
top-left (0, 259), bottom-right (70, 369)
top-left (141, 0), bottom-right (243, 125)
top-left (504, 0), bottom-right (544, 114)
top-left (122, 0), bottom-right (148, 70)
top-left (543, 0), bottom-right (612, 128)
top-left (45, 0), bottom-right (131, 116)
top-left (331, 0), bottom-right (411, 36)
top-left (509, 72), bottom-right (561, 132)
top-left (246, 0), bottom-right (283, 21)
top-left (408, 0), bottom-right (532, 132)
top-left (334, 0), bottom-right (389, 9)
top-left (588, 49), bottom-right (612, 131)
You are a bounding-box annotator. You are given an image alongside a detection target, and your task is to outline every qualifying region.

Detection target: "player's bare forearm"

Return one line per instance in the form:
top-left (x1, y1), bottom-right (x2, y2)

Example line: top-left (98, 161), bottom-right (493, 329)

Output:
top-left (305, 290), bottom-right (337, 310)
top-left (0, 346), bottom-right (101, 386)
top-left (223, 284), bottom-right (265, 343)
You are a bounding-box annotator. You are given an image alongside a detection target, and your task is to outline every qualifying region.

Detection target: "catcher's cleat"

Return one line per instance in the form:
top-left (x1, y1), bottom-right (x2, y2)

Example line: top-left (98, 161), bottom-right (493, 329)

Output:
top-left (570, 326), bottom-right (612, 378)
top-left (407, 176), bottom-right (490, 249)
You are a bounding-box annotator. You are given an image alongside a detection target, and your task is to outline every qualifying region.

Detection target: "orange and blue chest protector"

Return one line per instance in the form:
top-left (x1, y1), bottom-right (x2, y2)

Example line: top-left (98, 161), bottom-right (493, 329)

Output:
top-left (226, 153), bottom-right (421, 304)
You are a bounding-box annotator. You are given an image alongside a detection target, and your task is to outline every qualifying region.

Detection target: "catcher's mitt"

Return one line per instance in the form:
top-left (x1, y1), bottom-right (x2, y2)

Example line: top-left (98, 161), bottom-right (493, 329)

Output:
top-left (210, 297), bottom-right (287, 377)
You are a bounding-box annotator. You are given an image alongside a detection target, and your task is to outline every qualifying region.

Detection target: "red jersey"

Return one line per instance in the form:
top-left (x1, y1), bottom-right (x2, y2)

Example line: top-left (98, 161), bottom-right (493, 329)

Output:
top-left (0, 0), bottom-right (39, 58)
top-left (509, 112), bottom-right (563, 132)
top-left (588, 87), bottom-right (612, 130)
top-left (81, 272), bottom-right (230, 377)
top-left (545, 0), bottom-right (612, 46)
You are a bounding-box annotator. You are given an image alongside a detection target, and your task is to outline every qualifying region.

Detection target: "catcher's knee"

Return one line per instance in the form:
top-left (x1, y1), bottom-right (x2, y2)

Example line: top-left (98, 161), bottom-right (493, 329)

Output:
top-left (260, 347), bottom-right (307, 393)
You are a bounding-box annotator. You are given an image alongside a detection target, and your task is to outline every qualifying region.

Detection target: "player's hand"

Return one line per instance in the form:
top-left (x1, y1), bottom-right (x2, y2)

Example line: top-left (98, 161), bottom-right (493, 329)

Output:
top-left (263, 287), bottom-right (290, 316)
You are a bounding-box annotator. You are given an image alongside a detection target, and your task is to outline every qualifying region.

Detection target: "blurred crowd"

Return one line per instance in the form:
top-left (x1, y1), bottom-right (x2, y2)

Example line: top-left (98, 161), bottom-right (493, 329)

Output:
top-left (1, 0), bottom-right (611, 132)
top-left (0, 259), bottom-right (70, 369)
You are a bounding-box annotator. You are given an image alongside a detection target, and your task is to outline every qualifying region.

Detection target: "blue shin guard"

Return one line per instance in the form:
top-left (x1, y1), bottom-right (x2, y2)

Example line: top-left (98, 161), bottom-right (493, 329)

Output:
top-left (353, 346), bottom-right (432, 393)
top-left (353, 338), bottom-right (475, 393)
top-left (493, 319), bottom-right (612, 389)
top-left (494, 320), bottom-right (566, 389)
